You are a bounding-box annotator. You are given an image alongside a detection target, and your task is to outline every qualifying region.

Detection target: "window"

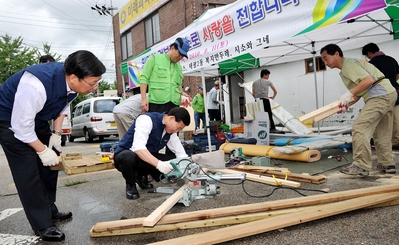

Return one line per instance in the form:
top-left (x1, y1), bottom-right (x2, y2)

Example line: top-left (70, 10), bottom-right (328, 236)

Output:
top-left (82, 103), bottom-right (90, 114)
top-left (94, 99), bottom-right (119, 113)
top-left (121, 31), bottom-right (132, 60)
top-left (145, 13), bottom-right (160, 48)
top-left (305, 57), bottom-right (326, 74)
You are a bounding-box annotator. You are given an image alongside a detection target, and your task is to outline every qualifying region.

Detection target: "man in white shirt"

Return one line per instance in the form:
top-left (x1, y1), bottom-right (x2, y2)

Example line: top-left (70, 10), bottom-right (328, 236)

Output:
top-left (113, 107), bottom-right (190, 200)
top-left (0, 50), bottom-right (106, 242)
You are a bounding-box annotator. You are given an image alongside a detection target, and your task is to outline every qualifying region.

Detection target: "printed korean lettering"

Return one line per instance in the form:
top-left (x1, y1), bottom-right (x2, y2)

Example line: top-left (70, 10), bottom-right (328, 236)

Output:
top-left (203, 25), bottom-right (213, 42)
top-left (132, 0), bottom-right (138, 14)
top-left (249, 0), bottom-right (265, 23)
top-left (264, 0), bottom-right (281, 13)
top-left (236, 6), bottom-right (251, 28)
top-left (190, 32), bottom-right (201, 48)
top-left (138, 0), bottom-right (144, 9)
top-left (210, 20), bottom-right (223, 39)
top-left (221, 15), bottom-right (235, 35)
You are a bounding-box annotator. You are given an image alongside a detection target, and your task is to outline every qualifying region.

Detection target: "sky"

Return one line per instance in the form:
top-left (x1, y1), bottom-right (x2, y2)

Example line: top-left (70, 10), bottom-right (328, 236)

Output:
top-left (0, 0), bottom-right (129, 82)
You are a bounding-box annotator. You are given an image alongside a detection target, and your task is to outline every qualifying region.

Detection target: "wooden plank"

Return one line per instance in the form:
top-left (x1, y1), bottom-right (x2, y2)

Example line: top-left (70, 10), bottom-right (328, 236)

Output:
top-left (90, 184), bottom-right (399, 235)
top-left (142, 183), bottom-right (193, 227)
top-left (215, 169), bottom-right (301, 188)
top-left (299, 100), bottom-right (340, 122)
top-left (90, 206), bottom-right (317, 237)
top-left (231, 166), bottom-right (326, 184)
top-left (62, 154), bottom-right (114, 175)
top-left (231, 165), bottom-right (290, 173)
top-left (147, 192), bottom-right (399, 245)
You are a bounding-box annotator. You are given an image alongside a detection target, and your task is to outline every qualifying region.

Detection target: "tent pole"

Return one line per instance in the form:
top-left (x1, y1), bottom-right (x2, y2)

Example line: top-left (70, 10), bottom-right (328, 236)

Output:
top-left (311, 41), bottom-right (320, 134)
top-left (201, 68), bottom-right (213, 152)
top-left (122, 75), bottom-right (126, 99)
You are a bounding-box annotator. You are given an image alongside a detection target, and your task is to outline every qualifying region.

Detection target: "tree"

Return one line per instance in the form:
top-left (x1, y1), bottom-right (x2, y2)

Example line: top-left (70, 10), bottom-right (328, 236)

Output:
top-left (0, 35), bottom-right (36, 84)
top-left (35, 43), bottom-right (62, 62)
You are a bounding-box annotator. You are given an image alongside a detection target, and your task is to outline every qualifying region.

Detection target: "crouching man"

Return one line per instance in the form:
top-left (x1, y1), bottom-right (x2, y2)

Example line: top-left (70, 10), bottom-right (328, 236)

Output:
top-left (113, 107), bottom-right (191, 199)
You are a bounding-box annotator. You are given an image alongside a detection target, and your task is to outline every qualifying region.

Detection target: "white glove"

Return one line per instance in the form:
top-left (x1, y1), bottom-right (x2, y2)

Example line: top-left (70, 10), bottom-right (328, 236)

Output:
top-left (156, 160), bottom-right (173, 174)
top-left (49, 133), bottom-right (62, 153)
top-left (37, 146), bottom-right (59, 166)
top-left (339, 91), bottom-right (353, 107)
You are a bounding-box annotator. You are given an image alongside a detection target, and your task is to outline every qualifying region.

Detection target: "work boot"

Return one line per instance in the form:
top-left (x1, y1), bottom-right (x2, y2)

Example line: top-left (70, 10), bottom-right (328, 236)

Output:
top-left (376, 164), bottom-right (396, 174)
top-left (340, 164), bottom-right (369, 177)
top-left (135, 173), bottom-right (154, 189)
top-left (126, 184), bottom-right (139, 199)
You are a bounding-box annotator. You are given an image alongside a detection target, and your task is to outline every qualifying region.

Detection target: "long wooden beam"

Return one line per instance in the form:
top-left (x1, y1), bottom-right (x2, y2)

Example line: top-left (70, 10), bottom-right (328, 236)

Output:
top-left (147, 192), bottom-right (399, 245)
top-left (215, 168), bottom-right (301, 188)
top-left (231, 166), bottom-right (326, 184)
top-left (142, 183), bottom-right (193, 227)
top-left (90, 206), bottom-right (317, 237)
top-left (90, 184), bottom-right (399, 236)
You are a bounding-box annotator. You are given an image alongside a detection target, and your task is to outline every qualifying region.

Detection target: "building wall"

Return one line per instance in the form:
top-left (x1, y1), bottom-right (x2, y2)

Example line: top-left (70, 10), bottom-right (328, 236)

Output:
top-left (113, 0), bottom-right (236, 96)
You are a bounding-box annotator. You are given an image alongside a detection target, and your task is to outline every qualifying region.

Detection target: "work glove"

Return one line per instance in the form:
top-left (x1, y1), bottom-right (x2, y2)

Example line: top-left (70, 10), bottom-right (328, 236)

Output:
top-left (156, 160), bottom-right (173, 174)
top-left (339, 91), bottom-right (353, 108)
top-left (49, 133), bottom-right (62, 153)
top-left (37, 146), bottom-right (59, 166)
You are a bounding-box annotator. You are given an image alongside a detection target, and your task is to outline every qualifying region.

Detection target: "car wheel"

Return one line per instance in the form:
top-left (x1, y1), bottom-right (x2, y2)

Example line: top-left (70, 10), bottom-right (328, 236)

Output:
top-left (69, 135), bottom-right (75, 142)
top-left (99, 136), bottom-right (105, 142)
top-left (84, 129), bottom-right (94, 142)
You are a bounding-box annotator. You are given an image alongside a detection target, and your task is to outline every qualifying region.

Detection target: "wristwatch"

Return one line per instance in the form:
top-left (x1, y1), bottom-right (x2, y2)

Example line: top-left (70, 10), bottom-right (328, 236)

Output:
top-left (52, 130), bottom-right (63, 136)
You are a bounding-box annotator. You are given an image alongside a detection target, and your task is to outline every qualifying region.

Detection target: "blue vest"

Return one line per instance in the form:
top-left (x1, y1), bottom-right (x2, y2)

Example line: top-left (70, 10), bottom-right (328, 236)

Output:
top-left (0, 63), bottom-right (77, 127)
top-left (115, 112), bottom-right (171, 155)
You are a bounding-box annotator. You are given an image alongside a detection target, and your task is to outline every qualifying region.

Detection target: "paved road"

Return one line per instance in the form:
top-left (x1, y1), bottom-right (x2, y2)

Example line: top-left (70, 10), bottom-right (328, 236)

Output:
top-left (1, 137), bottom-right (399, 244)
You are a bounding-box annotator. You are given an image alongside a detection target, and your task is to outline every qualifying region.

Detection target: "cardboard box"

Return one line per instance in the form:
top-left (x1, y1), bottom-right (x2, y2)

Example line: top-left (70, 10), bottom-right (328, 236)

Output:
top-left (244, 111), bottom-right (270, 145)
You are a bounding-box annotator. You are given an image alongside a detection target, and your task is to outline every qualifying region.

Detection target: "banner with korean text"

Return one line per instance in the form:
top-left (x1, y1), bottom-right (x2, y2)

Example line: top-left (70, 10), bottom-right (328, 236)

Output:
top-left (126, 0), bottom-right (386, 80)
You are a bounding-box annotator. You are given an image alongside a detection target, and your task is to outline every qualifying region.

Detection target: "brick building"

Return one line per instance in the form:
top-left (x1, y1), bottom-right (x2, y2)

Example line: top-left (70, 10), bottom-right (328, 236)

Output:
top-left (112, 0), bottom-right (236, 97)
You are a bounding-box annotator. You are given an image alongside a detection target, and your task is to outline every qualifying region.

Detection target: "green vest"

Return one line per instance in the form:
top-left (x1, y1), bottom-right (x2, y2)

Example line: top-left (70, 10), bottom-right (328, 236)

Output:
top-left (192, 93), bottom-right (205, 113)
top-left (146, 54), bottom-right (183, 105)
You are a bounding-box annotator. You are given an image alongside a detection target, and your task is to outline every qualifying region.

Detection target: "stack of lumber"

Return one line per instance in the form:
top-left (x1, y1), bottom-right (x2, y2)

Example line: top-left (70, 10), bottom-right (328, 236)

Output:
top-left (229, 165), bottom-right (326, 184)
top-left (51, 152), bottom-right (114, 175)
top-left (90, 184), bottom-right (399, 245)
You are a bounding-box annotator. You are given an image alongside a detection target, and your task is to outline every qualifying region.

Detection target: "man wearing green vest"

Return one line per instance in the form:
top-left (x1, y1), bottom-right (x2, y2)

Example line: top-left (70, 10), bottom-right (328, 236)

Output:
top-left (192, 86), bottom-right (206, 130)
top-left (140, 37), bottom-right (191, 114)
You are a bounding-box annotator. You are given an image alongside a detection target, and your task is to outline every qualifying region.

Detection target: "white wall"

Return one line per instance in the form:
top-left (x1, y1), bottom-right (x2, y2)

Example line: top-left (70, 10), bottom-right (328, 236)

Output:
top-left (237, 40), bottom-right (399, 127)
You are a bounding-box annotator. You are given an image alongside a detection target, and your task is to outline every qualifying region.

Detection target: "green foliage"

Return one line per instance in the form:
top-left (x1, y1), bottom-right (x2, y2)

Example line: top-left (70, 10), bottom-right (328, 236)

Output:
top-left (0, 35), bottom-right (37, 84)
top-left (35, 43), bottom-right (62, 62)
top-left (111, 80), bottom-right (118, 90)
top-left (98, 80), bottom-right (111, 92)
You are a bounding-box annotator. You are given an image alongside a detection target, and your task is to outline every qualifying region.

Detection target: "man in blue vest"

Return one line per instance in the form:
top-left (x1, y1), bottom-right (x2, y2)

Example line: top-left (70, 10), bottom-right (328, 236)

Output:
top-left (0, 50), bottom-right (106, 242)
top-left (113, 107), bottom-right (190, 200)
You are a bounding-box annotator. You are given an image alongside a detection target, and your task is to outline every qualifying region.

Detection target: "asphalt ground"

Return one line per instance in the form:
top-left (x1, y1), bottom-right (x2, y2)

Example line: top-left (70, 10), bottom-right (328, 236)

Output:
top-left (1, 137), bottom-right (399, 245)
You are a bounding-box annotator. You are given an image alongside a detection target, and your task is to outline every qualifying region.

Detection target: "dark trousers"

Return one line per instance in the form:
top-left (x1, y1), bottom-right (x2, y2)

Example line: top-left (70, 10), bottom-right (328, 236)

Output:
top-left (260, 98), bottom-right (276, 130)
top-left (208, 109), bottom-right (221, 121)
top-left (149, 102), bottom-right (177, 114)
top-left (114, 150), bottom-right (176, 185)
top-left (0, 120), bottom-right (59, 231)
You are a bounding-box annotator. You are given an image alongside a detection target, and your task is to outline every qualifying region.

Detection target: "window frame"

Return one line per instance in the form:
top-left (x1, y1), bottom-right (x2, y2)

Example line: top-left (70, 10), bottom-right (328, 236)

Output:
top-left (305, 57), bottom-right (326, 74)
top-left (145, 12), bottom-right (160, 48)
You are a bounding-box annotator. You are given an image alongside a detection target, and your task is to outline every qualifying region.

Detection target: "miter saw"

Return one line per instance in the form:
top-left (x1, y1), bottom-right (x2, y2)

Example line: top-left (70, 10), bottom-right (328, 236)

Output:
top-left (155, 157), bottom-right (246, 206)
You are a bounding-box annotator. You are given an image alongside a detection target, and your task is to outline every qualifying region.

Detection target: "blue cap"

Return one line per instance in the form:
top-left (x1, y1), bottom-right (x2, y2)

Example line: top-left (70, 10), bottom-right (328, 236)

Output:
top-left (174, 37), bottom-right (190, 58)
top-left (199, 86), bottom-right (203, 90)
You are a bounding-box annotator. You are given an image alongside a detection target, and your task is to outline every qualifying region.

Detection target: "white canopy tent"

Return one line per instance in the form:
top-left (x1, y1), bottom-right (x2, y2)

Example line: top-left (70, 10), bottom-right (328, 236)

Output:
top-left (126, 0), bottom-right (398, 149)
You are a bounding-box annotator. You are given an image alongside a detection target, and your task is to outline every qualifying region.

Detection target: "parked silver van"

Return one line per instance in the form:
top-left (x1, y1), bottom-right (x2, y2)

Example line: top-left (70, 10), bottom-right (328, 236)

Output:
top-left (69, 97), bottom-right (120, 142)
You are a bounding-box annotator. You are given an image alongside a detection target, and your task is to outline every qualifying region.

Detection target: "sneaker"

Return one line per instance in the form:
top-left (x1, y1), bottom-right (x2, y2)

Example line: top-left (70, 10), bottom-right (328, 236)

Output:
top-left (376, 164), bottom-right (396, 174)
top-left (340, 164), bottom-right (369, 177)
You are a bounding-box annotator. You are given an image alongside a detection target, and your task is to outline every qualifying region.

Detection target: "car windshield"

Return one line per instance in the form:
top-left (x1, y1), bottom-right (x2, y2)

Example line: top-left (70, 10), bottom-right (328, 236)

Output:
top-left (94, 99), bottom-right (119, 113)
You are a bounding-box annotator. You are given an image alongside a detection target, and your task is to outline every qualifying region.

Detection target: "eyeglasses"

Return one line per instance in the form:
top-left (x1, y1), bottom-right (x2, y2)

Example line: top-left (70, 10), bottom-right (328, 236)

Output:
top-left (81, 78), bottom-right (98, 90)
